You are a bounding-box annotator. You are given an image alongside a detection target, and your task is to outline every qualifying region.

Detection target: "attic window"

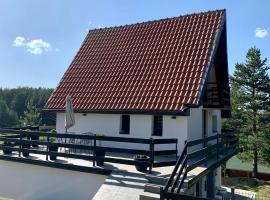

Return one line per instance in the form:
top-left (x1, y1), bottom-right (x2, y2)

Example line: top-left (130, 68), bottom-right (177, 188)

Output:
top-left (120, 115), bottom-right (130, 134)
top-left (152, 115), bottom-right (163, 136)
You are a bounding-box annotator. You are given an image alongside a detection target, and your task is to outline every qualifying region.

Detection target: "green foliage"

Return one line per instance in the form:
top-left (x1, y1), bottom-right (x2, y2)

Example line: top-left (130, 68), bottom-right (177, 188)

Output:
top-left (19, 100), bottom-right (41, 126)
top-left (260, 122), bottom-right (270, 163)
top-left (0, 97), bottom-right (18, 127)
top-left (223, 177), bottom-right (270, 196)
top-left (0, 87), bottom-right (53, 128)
top-left (134, 154), bottom-right (149, 160)
top-left (224, 47), bottom-right (270, 175)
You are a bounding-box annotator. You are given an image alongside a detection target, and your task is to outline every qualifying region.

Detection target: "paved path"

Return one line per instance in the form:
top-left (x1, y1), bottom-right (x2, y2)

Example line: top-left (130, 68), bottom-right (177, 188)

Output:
top-left (93, 170), bottom-right (148, 200)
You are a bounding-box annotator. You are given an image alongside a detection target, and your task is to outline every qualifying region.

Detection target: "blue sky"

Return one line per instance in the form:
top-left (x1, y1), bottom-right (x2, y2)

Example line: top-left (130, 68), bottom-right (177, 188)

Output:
top-left (0, 0), bottom-right (269, 88)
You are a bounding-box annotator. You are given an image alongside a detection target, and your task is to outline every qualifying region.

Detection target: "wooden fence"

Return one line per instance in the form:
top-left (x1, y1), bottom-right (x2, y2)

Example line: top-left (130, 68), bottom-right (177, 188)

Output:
top-left (0, 128), bottom-right (178, 173)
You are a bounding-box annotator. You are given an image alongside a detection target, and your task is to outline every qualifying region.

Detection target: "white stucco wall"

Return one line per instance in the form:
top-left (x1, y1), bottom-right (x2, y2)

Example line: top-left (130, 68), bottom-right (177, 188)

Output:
top-left (56, 108), bottom-right (221, 153)
top-left (0, 160), bottom-right (107, 200)
top-left (56, 113), bottom-right (188, 152)
top-left (187, 107), bottom-right (203, 142)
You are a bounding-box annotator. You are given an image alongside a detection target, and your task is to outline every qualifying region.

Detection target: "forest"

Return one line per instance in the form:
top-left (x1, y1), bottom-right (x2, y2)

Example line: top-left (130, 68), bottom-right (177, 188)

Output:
top-left (0, 87), bottom-right (54, 128)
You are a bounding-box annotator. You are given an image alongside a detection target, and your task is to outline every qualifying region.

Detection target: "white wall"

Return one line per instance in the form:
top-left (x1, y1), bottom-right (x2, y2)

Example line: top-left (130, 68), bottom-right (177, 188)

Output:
top-left (187, 107), bottom-right (204, 152)
top-left (0, 160), bottom-right (107, 200)
top-left (56, 108), bottom-right (220, 153)
top-left (187, 107), bottom-right (203, 142)
top-left (56, 113), bottom-right (188, 152)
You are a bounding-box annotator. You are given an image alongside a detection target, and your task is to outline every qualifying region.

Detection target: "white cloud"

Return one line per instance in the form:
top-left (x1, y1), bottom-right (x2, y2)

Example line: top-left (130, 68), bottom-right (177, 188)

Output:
top-left (13, 36), bottom-right (26, 46)
top-left (13, 36), bottom-right (54, 55)
top-left (26, 39), bottom-right (51, 55)
top-left (255, 28), bottom-right (268, 38)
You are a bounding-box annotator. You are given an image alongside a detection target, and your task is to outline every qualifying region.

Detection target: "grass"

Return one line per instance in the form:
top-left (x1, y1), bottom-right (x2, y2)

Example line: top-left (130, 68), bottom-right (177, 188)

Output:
top-left (226, 156), bottom-right (270, 173)
top-left (223, 177), bottom-right (270, 197)
top-left (0, 197), bottom-right (14, 200)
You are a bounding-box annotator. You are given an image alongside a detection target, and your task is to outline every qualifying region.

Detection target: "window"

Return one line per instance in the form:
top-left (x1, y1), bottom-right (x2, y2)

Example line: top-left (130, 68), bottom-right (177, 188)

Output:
top-left (152, 115), bottom-right (163, 136)
top-left (212, 115), bottom-right (217, 133)
top-left (120, 115), bottom-right (130, 134)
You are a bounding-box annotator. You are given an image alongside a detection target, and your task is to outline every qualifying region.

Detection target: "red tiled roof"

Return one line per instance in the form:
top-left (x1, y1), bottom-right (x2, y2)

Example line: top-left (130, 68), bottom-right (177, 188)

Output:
top-left (45, 10), bottom-right (225, 113)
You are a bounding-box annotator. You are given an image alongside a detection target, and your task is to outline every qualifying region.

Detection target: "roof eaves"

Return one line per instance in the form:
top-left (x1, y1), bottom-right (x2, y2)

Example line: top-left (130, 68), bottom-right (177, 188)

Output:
top-left (42, 108), bottom-right (191, 116)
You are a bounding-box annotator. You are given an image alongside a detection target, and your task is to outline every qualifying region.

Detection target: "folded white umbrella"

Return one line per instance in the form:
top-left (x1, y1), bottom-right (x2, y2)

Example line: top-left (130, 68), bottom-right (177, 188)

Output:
top-left (65, 95), bottom-right (75, 132)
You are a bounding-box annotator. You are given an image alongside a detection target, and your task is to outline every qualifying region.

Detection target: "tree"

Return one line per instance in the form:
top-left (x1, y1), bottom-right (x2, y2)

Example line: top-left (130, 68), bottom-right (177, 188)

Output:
top-left (0, 97), bottom-right (18, 127)
top-left (19, 100), bottom-right (41, 126)
top-left (0, 87), bottom-right (54, 125)
top-left (230, 47), bottom-right (270, 177)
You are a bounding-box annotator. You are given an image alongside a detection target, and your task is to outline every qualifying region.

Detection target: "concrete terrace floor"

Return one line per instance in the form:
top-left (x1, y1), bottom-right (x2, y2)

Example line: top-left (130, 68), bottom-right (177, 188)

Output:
top-left (0, 148), bottom-right (176, 200)
top-left (0, 148), bottom-right (249, 200)
top-left (93, 170), bottom-right (148, 200)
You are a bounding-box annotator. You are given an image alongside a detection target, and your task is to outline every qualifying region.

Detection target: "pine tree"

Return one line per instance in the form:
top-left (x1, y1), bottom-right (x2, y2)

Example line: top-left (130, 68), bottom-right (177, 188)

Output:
top-left (230, 47), bottom-right (270, 177)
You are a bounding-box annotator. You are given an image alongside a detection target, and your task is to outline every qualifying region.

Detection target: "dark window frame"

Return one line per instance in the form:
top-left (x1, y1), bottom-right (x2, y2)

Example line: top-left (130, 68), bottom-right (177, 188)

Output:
top-left (212, 115), bottom-right (218, 133)
top-left (119, 115), bottom-right (130, 134)
top-left (152, 115), bottom-right (163, 136)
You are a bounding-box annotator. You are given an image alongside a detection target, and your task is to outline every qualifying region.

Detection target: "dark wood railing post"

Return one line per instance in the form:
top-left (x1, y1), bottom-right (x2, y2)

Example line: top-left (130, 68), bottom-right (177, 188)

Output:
top-left (160, 187), bottom-right (164, 200)
top-left (149, 137), bottom-right (154, 173)
top-left (93, 134), bottom-right (96, 167)
top-left (46, 133), bottom-right (50, 161)
top-left (216, 133), bottom-right (219, 160)
top-left (19, 131), bottom-right (22, 157)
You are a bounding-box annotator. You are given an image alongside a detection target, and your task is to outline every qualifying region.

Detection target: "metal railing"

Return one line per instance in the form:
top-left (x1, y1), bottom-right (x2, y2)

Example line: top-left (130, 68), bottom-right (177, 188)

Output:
top-left (160, 132), bottom-right (238, 200)
top-left (0, 129), bottom-right (178, 173)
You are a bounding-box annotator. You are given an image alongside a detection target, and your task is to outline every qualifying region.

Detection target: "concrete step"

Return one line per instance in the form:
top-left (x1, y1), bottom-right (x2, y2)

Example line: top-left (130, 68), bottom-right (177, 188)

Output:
top-left (144, 183), bottom-right (162, 194)
top-left (145, 174), bottom-right (168, 185)
top-left (139, 191), bottom-right (160, 200)
top-left (145, 174), bottom-right (188, 189)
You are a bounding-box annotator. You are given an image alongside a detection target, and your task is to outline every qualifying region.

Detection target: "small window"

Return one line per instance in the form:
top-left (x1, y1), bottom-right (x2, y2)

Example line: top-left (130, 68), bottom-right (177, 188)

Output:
top-left (212, 115), bottom-right (217, 133)
top-left (152, 115), bottom-right (163, 136)
top-left (120, 115), bottom-right (130, 134)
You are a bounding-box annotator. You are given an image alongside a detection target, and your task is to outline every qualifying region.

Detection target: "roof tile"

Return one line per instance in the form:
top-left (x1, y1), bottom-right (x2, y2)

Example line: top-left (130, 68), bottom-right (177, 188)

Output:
top-left (45, 10), bottom-right (224, 113)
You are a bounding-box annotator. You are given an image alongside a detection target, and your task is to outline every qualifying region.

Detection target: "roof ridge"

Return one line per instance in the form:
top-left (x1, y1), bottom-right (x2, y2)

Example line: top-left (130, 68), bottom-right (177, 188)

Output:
top-left (88, 9), bottom-right (225, 32)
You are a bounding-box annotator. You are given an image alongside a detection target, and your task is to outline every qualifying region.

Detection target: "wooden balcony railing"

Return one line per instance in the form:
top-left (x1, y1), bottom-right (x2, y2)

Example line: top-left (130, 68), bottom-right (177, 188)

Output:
top-left (204, 82), bottom-right (230, 108)
top-left (0, 129), bottom-right (178, 173)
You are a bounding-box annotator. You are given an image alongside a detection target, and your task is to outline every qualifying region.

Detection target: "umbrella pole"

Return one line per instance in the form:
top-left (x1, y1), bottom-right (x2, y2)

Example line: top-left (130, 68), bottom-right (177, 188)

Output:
top-left (65, 127), bottom-right (67, 144)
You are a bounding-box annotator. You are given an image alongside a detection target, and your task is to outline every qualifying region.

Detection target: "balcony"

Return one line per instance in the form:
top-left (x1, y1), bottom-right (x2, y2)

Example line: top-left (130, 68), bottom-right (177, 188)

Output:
top-left (203, 82), bottom-right (231, 108)
top-left (0, 128), bottom-right (179, 174)
top-left (0, 129), bottom-right (238, 200)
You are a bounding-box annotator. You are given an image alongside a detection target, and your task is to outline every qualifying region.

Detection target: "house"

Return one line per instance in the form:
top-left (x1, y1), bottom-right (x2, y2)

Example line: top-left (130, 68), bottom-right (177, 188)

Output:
top-left (44, 9), bottom-right (234, 199)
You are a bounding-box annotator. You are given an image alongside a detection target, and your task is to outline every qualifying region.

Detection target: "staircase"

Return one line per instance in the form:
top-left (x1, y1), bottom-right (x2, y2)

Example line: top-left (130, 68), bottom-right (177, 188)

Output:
top-left (140, 174), bottom-right (189, 200)
top-left (140, 133), bottom-right (238, 200)
top-left (140, 175), bottom-right (169, 200)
